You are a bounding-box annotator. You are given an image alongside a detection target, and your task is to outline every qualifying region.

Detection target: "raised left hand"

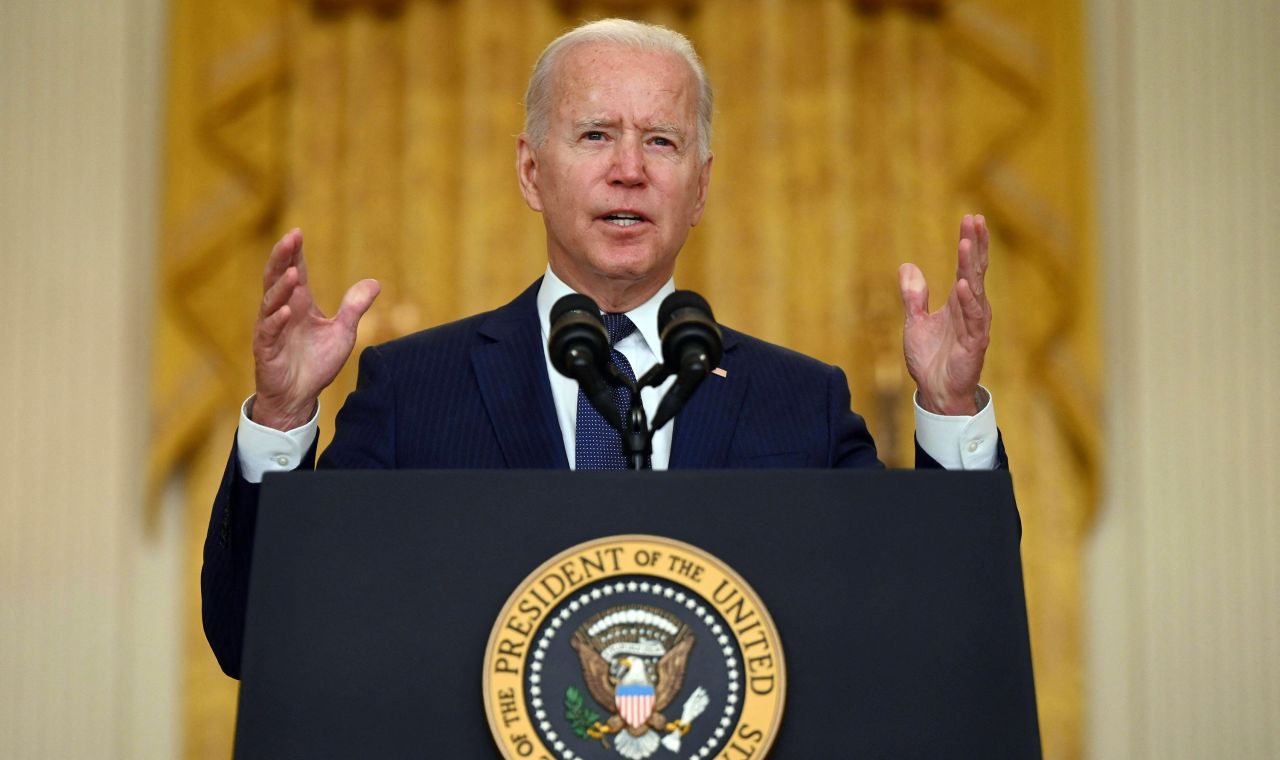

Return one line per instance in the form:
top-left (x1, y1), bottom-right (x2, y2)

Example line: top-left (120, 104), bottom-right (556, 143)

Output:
top-left (898, 214), bottom-right (992, 416)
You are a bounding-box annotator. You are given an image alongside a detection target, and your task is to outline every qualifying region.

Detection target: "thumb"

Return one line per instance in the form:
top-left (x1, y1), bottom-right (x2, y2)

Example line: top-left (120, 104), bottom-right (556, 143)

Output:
top-left (335, 278), bottom-right (381, 333)
top-left (898, 263), bottom-right (929, 321)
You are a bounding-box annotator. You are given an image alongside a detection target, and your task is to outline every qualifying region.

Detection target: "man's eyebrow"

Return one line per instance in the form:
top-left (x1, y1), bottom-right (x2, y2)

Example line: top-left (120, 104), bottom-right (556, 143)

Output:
top-left (647, 123), bottom-right (684, 136)
top-left (570, 118), bottom-right (685, 137)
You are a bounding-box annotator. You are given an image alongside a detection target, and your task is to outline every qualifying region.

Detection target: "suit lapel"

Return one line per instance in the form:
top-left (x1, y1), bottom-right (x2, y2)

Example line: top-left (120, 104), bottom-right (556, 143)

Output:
top-left (669, 330), bottom-right (746, 468)
top-left (472, 281), bottom-right (569, 469)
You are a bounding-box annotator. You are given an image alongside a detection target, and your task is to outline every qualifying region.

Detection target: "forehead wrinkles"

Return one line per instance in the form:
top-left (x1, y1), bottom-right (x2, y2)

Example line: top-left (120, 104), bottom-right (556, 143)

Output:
top-left (551, 46), bottom-right (696, 132)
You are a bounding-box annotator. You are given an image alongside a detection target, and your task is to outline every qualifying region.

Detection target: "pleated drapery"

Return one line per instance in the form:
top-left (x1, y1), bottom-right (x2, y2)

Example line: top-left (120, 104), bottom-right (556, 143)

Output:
top-left (153, 2), bottom-right (1100, 757)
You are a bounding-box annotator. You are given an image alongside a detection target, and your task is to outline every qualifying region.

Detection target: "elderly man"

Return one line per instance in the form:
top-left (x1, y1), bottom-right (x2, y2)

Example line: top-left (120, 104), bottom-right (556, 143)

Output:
top-left (204, 19), bottom-right (1001, 678)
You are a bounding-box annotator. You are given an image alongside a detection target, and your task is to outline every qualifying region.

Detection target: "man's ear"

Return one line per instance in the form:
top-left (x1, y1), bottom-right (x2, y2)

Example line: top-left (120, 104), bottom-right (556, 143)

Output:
top-left (689, 152), bottom-right (713, 227)
top-left (516, 134), bottom-right (543, 212)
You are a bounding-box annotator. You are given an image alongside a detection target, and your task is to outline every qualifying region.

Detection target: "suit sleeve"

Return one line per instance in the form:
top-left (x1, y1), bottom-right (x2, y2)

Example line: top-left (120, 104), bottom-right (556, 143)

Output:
top-left (825, 364), bottom-right (1009, 470)
top-left (201, 434), bottom-right (318, 679)
top-left (200, 345), bottom-right (397, 679)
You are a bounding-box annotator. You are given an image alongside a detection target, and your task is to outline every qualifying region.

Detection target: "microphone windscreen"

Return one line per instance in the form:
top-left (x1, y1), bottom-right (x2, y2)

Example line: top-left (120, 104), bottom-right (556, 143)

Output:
top-left (658, 290), bottom-right (715, 331)
top-left (548, 293), bottom-right (609, 378)
top-left (551, 293), bottom-right (601, 325)
top-left (658, 290), bottom-right (723, 371)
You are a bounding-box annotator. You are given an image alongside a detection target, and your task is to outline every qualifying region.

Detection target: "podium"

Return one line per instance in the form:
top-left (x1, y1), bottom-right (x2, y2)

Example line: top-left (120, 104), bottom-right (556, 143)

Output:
top-left (232, 470), bottom-right (1040, 759)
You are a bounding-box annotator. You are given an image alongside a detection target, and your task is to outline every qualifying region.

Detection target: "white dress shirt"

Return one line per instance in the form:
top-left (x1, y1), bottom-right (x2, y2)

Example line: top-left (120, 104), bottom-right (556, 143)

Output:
top-left (236, 266), bottom-right (998, 482)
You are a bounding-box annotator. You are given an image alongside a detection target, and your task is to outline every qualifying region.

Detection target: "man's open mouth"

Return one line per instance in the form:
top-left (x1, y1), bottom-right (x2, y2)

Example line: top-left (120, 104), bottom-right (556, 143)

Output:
top-left (601, 212), bottom-right (647, 227)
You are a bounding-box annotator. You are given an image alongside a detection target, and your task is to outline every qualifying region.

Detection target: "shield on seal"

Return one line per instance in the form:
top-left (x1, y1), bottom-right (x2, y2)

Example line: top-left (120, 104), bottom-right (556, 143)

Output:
top-left (615, 683), bottom-right (656, 729)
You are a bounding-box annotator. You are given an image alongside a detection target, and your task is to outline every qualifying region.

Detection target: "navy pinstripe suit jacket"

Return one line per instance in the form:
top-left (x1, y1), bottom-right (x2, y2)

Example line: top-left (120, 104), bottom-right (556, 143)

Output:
top-left (203, 279), bottom-right (985, 678)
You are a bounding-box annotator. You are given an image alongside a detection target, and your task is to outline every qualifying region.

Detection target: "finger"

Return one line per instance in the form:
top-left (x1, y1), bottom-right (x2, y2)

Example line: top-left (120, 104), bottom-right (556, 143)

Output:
top-left (334, 279), bottom-right (381, 333)
top-left (976, 214), bottom-right (990, 264)
top-left (955, 214), bottom-right (975, 275)
top-left (262, 229), bottom-right (302, 291)
top-left (957, 217), bottom-right (986, 301)
top-left (259, 266), bottom-right (299, 318)
top-left (898, 263), bottom-right (929, 321)
top-left (257, 303), bottom-right (292, 344)
top-left (974, 214), bottom-right (990, 290)
top-left (958, 237), bottom-right (982, 298)
top-left (954, 279), bottom-right (989, 340)
top-left (293, 239), bottom-right (309, 286)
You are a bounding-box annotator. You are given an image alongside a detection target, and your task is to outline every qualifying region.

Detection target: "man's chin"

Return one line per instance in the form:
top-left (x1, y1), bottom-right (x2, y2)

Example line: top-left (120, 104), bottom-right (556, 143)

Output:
top-left (589, 254), bottom-right (671, 285)
top-left (548, 254), bottom-right (672, 307)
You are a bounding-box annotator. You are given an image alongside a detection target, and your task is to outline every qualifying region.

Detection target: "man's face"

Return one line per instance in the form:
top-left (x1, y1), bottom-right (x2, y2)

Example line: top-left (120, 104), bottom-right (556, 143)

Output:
top-left (517, 43), bottom-right (712, 306)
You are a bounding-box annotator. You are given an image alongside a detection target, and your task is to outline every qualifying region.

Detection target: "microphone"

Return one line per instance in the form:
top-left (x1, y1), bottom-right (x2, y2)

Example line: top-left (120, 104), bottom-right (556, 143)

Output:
top-left (651, 291), bottom-right (723, 431)
top-left (548, 293), bottom-right (625, 433)
top-left (549, 294), bottom-right (609, 378)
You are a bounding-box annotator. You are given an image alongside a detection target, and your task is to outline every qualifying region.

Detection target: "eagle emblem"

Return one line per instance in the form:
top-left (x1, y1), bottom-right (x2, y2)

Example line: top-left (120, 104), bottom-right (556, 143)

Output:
top-left (484, 537), bottom-right (786, 760)
top-left (567, 605), bottom-right (710, 759)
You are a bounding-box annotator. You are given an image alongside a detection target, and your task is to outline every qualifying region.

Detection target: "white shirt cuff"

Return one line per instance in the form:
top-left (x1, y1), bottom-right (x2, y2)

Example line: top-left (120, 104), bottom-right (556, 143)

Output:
top-left (913, 386), bottom-right (998, 470)
top-left (235, 395), bottom-right (320, 484)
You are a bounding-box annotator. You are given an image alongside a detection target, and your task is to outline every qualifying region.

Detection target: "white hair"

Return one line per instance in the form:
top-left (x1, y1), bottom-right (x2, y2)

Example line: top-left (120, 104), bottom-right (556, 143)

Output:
top-left (523, 18), bottom-right (714, 161)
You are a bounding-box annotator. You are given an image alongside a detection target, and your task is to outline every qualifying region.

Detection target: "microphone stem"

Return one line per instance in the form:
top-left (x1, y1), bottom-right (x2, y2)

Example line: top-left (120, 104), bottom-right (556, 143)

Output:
top-left (625, 396), bottom-right (651, 471)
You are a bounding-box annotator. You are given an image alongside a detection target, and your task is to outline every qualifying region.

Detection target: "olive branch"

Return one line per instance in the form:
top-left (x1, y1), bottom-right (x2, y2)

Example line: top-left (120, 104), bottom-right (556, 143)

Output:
top-left (564, 686), bottom-right (602, 739)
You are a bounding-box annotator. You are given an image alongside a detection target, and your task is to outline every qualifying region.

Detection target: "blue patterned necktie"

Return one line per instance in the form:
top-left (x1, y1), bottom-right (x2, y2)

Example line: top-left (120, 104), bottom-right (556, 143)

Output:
top-left (575, 313), bottom-right (650, 470)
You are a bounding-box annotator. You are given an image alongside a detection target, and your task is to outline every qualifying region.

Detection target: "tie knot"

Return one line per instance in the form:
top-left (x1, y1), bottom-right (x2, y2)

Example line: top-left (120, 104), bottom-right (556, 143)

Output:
top-left (601, 313), bottom-right (637, 347)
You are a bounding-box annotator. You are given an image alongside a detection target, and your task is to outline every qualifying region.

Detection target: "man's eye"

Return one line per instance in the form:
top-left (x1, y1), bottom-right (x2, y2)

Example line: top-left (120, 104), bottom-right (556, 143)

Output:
top-left (651, 137), bottom-right (676, 148)
top-left (584, 131), bottom-right (605, 141)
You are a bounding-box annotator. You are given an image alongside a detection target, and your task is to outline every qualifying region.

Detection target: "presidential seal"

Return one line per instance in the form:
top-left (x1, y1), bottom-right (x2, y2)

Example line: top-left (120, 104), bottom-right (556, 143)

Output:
top-left (484, 535), bottom-right (785, 760)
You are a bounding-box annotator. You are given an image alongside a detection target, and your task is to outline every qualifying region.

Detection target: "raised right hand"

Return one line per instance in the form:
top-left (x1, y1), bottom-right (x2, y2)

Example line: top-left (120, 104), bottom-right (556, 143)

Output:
top-left (251, 229), bottom-right (380, 431)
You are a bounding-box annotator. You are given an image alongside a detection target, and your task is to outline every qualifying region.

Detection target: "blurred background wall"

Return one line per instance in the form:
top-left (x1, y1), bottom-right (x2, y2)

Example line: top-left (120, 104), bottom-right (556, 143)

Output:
top-left (0, 0), bottom-right (177, 757)
top-left (1086, 0), bottom-right (1279, 757)
top-left (0, 0), bottom-right (1275, 758)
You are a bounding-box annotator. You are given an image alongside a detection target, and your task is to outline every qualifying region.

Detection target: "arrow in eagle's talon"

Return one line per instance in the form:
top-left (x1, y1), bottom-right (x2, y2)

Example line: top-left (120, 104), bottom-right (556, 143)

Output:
top-left (587, 721), bottom-right (616, 740)
top-left (587, 721), bottom-right (615, 749)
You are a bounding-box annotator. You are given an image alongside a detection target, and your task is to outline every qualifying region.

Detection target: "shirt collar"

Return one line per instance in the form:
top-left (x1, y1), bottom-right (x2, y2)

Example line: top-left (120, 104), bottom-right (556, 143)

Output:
top-left (536, 265), bottom-right (673, 358)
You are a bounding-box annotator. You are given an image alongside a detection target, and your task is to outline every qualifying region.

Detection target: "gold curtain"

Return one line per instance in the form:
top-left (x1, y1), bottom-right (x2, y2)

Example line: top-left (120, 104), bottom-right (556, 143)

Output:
top-left (153, 0), bottom-right (1100, 756)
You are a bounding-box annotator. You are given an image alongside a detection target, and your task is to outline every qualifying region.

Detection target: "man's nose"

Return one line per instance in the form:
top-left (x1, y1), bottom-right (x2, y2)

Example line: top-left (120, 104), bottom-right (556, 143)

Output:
top-left (608, 136), bottom-right (646, 186)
